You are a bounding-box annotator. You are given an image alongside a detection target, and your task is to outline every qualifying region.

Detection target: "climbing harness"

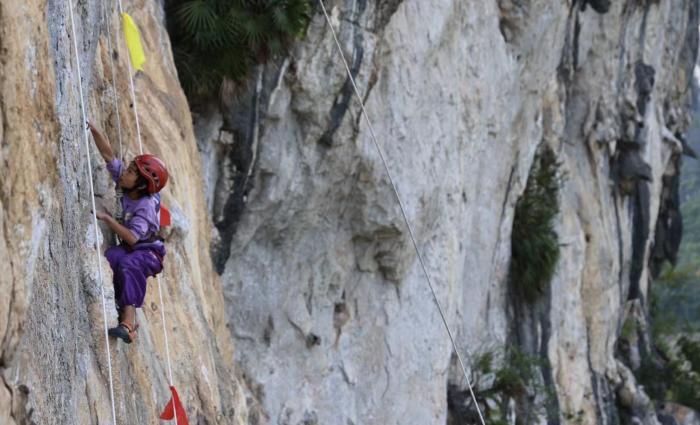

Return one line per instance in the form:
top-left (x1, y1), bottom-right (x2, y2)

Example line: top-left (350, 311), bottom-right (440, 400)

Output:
top-left (66, 0), bottom-right (118, 423)
top-left (317, 1), bottom-right (487, 423)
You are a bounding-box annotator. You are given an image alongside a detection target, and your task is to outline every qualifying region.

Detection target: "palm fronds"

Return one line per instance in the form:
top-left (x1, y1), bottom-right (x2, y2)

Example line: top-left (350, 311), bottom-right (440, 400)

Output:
top-left (165, 0), bottom-right (311, 99)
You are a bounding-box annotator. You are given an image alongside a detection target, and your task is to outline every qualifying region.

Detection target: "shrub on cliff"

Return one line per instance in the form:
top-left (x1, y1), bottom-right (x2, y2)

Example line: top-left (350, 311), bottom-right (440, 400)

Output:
top-left (165, 0), bottom-right (311, 99)
top-left (510, 146), bottom-right (563, 303)
top-left (637, 336), bottom-right (700, 411)
top-left (448, 347), bottom-right (557, 424)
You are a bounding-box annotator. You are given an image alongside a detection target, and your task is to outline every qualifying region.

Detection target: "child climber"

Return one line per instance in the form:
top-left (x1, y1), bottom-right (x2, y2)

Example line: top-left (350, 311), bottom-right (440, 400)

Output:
top-left (88, 120), bottom-right (169, 344)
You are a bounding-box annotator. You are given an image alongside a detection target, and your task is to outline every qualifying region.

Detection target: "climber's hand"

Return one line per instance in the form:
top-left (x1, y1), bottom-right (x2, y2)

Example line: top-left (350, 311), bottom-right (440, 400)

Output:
top-left (86, 121), bottom-right (115, 163)
top-left (95, 210), bottom-right (111, 221)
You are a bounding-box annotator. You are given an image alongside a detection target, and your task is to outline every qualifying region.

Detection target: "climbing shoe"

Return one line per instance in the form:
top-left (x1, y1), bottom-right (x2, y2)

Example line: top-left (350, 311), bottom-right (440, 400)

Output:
top-left (108, 322), bottom-right (138, 344)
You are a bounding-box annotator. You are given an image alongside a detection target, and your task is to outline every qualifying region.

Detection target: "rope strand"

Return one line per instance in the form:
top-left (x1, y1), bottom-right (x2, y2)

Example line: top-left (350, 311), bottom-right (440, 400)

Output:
top-left (66, 1), bottom-right (117, 423)
top-left (157, 274), bottom-right (175, 386)
top-left (101, 0), bottom-right (124, 243)
top-left (102, 0), bottom-right (124, 161)
top-left (317, 2), bottom-right (486, 423)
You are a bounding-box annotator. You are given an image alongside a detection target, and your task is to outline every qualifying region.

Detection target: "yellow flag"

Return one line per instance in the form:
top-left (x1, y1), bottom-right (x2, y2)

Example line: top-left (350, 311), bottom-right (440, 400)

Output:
top-left (121, 13), bottom-right (146, 71)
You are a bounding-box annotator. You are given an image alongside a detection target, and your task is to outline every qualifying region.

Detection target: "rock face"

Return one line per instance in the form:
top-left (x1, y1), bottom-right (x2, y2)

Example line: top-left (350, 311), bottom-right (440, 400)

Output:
top-left (0, 0), bottom-right (247, 424)
top-left (2, 0), bottom-right (699, 424)
top-left (197, 0), bottom-right (699, 424)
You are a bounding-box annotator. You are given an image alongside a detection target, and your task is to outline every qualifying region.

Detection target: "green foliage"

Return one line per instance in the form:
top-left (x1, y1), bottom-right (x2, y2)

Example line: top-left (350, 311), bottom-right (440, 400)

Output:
top-left (457, 347), bottom-right (556, 424)
top-left (165, 0), bottom-right (311, 99)
top-left (673, 340), bottom-right (700, 409)
top-left (473, 351), bottom-right (495, 376)
top-left (647, 195), bottom-right (700, 410)
top-left (677, 194), bottom-right (700, 267)
top-left (680, 336), bottom-right (700, 371)
top-left (644, 87), bottom-right (700, 413)
top-left (652, 190), bottom-right (700, 334)
top-left (636, 337), bottom-right (700, 411)
top-left (491, 348), bottom-right (542, 399)
top-left (652, 180), bottom-right (700, 334)
top-left (510, 146), bottom-right (563, 303)
top-left (620, 316), bottom-right (637, 341)
top-left (650, 265), bottom-right (700, 336)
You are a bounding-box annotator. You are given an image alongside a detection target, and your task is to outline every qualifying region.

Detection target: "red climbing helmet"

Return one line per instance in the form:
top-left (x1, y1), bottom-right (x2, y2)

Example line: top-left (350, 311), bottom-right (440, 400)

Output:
top-left (134, 154), bottom-right (168, 194)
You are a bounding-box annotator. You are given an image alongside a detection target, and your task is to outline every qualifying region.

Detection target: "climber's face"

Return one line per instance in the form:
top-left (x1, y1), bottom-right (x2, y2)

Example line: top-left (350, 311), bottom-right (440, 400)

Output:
top-left (119, 161), bottom-right (140, 191)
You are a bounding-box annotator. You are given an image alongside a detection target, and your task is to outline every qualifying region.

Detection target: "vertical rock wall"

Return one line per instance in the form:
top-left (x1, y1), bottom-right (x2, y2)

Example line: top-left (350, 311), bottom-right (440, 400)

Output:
top-left (0, 0), bottom-right (248, 423)
top-left (196, 0), bottom-right (698, 424)
top-left (1, 0), bottom-right (697, 423)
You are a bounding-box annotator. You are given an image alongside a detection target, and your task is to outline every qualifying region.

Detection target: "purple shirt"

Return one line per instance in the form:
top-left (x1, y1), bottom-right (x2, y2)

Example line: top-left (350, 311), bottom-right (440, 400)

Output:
top-left (107, 158), bottom-right (161, 242)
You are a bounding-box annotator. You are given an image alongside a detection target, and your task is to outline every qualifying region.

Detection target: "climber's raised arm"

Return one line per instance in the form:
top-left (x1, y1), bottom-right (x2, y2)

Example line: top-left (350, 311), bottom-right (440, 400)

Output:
top-left (87, 120), bottom-right (115, 163)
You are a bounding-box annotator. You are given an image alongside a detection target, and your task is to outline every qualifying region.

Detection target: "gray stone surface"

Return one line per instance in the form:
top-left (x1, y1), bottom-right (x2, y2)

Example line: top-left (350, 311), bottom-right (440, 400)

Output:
top-left (0, 0), bottom-right (247, 423)
top-left (196, 0), bottom-right (699, 424)
top-left (2, 0), bottom-right (699, 424)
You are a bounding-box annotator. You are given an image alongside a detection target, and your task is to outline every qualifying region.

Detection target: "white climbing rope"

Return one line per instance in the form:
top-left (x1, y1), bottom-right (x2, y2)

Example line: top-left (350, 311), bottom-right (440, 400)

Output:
top-left (112, 1), bottom-right (177, 420)
top-left (156, 273), bottom-right (176, 388)
top-left (66, 1), bottom-right (118, 424)
top-left (99, 0), bottom-right (125, 229)
top-left (317, 1), bottom-right (487, 423)
top-left (102, 0), bottom-right (124, 161)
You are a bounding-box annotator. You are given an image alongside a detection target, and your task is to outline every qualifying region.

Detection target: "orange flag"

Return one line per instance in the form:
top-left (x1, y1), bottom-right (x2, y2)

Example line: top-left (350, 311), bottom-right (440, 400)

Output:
top-left (159, 386), bottom-right (188, 425)
top-left (160, 204), bottom-right (171, 228)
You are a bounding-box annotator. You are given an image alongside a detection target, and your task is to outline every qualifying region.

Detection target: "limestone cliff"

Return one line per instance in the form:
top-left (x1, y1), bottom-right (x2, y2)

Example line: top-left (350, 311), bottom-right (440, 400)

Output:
top-left (1, 0), bottom-right (699, 424)
top-left (0, 0), bottom-right (247, 423)
top-left (197, 0), bottom-right (699, 424)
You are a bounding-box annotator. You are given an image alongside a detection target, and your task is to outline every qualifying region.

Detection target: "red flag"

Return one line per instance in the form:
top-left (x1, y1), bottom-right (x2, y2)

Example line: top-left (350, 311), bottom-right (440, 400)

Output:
top-left (160, 204), bottom-right (171, 228)
top-left (159, 386), bottom-right (188, 424)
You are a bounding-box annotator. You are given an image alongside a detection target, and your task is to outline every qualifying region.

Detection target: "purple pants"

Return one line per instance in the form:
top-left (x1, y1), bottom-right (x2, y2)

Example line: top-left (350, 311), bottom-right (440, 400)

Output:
top-left (105, 244), bottom-right (164, 309)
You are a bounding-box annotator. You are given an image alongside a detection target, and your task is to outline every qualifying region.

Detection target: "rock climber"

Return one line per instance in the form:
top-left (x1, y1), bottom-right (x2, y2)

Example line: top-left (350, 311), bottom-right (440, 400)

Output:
top-left (88, 120), bottom-right (169, 344)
